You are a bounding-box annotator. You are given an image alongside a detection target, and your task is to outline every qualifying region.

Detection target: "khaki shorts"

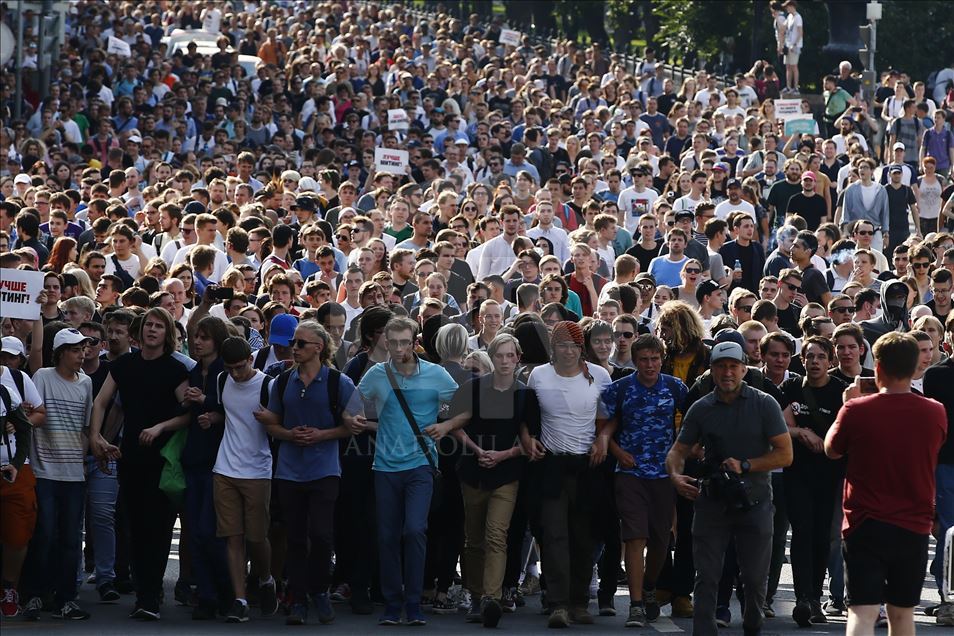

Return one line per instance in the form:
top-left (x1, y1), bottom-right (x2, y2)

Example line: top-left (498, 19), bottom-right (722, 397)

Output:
top-left (213, 473), bottom-right (271, 542)
top-left (615, 473), bottom-right (675, 543)
top-left (785, 48), bottom-right (801, 65)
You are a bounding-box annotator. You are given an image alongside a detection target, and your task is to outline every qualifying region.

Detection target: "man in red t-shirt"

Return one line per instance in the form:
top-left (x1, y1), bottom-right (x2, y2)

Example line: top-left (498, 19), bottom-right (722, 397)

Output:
top-left (825, 332), bottom-right (947, 635)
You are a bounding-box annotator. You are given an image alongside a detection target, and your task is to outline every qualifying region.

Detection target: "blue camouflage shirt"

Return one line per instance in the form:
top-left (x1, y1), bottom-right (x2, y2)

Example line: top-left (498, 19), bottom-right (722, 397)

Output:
top-left (601, 372), bottom-right (687, 479)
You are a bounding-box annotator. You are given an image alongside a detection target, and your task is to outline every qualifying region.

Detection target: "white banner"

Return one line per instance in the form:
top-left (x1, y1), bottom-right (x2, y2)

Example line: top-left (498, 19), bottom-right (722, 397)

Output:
top-left (374, 148), bottom-right (409, 174)
top-left (499, 29), bottom-right (521, 48)
top-left (0, 268), bottom-right (43, 320)
top-left (387, 109), bottom-right (409, 131)
top-left (107, 36), bottom-right (132, 58)
top-left (775, 98), bottom-right (802, 120)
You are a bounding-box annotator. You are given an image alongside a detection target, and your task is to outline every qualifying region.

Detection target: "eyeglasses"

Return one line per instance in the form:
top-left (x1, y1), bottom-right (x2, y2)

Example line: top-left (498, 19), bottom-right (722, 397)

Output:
top-left (912, 262), bottom-right (931, 269)
top-left (684, 268), bottom-right (702, 274)
top-left (291, 339), bottom-right (320, 348)
top-left (785, 283), bottom-right (802, 292)
top-left (613, 331), bottom-right (635, 339)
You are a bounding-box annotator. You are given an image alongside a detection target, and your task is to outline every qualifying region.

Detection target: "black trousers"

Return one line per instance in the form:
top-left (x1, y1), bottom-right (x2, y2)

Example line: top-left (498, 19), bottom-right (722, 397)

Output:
top-left (785, 467), bottom-right (839, 602)
top-left (333, 457), bottom-right (378, 602)
top-left (276, 477), bottom-right (339, 604)
top-left (119, 461), bottom-right (177, 609)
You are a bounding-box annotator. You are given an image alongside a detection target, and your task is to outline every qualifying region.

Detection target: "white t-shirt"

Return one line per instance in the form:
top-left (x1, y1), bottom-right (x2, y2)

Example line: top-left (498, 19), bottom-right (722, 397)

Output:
top-left (785, 12), bottom-right (804, 49)
top-left (0, 367), bottom-right (42, 466)
top-left (104, 253), bottom-right (142, 279)
top-left (213, 371), bottom-right (273, 480)
top-left (528, 362), bottom-right (612, 455)
top-left (342, 299), bottom-right (362, 331)
top-left (617, 187), bottom-right (660, 233)
top-left (673, 194), bottom-right (704, 215)
top-left (860, 182), bottom-right (880, 210)
top-left (714, 199), bottom-right (756, 221)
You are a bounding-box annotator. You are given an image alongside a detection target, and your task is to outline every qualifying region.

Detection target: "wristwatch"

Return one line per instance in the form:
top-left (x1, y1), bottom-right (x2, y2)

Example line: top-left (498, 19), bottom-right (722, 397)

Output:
top-left (740, 459), bottom-right (751, 474)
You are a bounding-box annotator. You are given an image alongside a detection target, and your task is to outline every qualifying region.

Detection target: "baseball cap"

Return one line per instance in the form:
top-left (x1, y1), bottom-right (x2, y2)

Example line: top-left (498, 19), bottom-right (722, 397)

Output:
top-left (127, 135), bottom-right (142, 144)
top-left (674, 210), bottom-right (694, 222)
top-left (888, 165), bottom-right (903, 174)
top-left (714, 329), bottom-right (747, 349)
top-left (710, 341), bottom-right (746, 364)
top-left (53, 328), bottom-right (93, 351)
top-left (0, 336), bottom-right (25, 357)
top-left (634, 272), bottom-right (657, 286)
top-left (801, 171), bottom-right (816, 182)
top-left (215, 97), bottom-right (229, 107)
top-left (713, 162), bottom-right (730, 173)
top-left (13, 173), bottom-right (31, 185)
top-left (892, 142), bottom-right (905, 151)
top-left (268, 314), bottom-right (298, 347)
top-left (726, 178), bottom-right (742, 188)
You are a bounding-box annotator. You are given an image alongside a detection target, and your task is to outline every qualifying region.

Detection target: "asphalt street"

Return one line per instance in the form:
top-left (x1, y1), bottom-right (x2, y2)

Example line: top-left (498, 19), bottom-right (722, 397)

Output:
top-left (0, 530), bottom-right (946, 635)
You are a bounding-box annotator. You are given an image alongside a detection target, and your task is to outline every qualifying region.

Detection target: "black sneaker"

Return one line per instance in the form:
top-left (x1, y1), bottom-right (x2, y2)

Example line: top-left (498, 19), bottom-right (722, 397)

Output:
top-left (644, 588), bottom-right (660, 622)
top-left (286, 602), bottom-right (307, 625)
top-left (226, 600), bottom-right (250, 623)
top-left (793, 601), bottom-right (812, 628)
top-left (21, 596), bottom-right (42, 621)
top-left (466, 596), bottom-right (482, 623)
top-left (174, 580), bottom-right (194, 606)
top-left (809, 600), bottom-right (827, 624)
top-left (98, 582), bottom-right (121, 604)
top-left (481, 597), bottom-right (502, 628)
top-left (259, 580), bottom-right (278, 617)
top-left (52, 601), bottom-right (90, 620)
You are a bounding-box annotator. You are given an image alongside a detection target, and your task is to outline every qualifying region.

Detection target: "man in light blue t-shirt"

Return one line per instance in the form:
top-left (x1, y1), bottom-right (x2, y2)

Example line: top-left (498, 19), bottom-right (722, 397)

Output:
top-left (648, 227), bottom-right (690, 287)
top-left (358, 317), bottom-right (458, 626)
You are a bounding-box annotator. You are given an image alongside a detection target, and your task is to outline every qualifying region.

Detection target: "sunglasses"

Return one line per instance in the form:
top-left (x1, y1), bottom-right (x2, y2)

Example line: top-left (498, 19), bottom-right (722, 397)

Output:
top-left (336, 234), bottom-right (351, 241)
top-left (912, 262), bottom-right (931, 269)
top-left (855, 230), bottom-right (874, 236)
top-left (684, 268), bottom-right (702, 274)
top-left (831, 306), bottom-right (853, 313)
top-left (737, 304), bottom-right (754, 312)
top-left (291, 339), bottom-right (320, 349)
top-left (666, 221), bottom-right (675, 227)
top-left (182, 228), bottom-right (195, 235)
top-left (613, 331), bottom-right (635, 339)
top-left (785, 283), bottom-right (802, 292)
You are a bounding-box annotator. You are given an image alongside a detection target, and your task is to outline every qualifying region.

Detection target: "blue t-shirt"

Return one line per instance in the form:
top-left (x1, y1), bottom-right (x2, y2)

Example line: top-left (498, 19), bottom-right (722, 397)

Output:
top-left (601, 372), bottom-right (687, 479)
top-left (358, 358), bottom-right (458, 473)
top-left (648, 255), bottom-right (689, 287)
top-left (267, 366), bottom-right (359, 482)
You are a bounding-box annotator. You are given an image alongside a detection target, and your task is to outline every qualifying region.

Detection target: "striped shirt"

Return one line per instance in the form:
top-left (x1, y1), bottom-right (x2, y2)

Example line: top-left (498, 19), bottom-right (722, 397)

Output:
top-left (30, 368), bottom-right (92, 482)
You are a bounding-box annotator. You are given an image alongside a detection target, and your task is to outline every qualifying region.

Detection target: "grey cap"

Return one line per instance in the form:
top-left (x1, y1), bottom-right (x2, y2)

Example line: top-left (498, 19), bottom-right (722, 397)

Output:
top-left (710, 341), bottom-right (746, 364)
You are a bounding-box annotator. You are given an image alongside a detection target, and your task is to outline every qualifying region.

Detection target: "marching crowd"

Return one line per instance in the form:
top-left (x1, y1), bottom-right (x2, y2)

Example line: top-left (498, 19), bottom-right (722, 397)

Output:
top-left (1, 0), bottom-right (954, 634)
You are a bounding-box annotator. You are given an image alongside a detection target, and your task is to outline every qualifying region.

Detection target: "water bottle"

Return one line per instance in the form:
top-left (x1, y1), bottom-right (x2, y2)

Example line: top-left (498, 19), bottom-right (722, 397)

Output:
top-left (734, 259), bottom-right (742, 277)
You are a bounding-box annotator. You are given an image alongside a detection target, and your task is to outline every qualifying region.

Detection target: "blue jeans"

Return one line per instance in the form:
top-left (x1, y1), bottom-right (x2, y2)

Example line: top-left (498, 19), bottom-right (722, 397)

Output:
top-left (932, 463), bottom-right (954, 593)
top-left (374, 467), bottom-right (433, 607)
top-left (85, 456), bottom-right (119, 588)
top-left (29, 479), bottom-right (86, 604)
top-left (184, 470), bottom-right (230, 604)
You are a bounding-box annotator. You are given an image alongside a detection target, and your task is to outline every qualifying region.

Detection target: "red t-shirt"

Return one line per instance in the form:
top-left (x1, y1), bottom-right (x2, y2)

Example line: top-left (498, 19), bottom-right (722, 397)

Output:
top-left (827, 392), bottom-right (947, 536)
top-left (566, 273), bottom-right (605, 318)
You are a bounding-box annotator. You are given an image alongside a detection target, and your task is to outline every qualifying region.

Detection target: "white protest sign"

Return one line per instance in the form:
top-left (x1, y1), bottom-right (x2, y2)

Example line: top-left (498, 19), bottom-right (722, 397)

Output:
top-left (387, 109), bottom-right (409, 131)
top-left (374, 148), bottom-right (409, 174)
top-left (775, 98), bottom-right (802, 120)
top-left (0, 268), bottom-right (43, 320)
top-left (107, 36), bottom-right (132, 58)
top-left (499, 29), bottom-right (521, 48)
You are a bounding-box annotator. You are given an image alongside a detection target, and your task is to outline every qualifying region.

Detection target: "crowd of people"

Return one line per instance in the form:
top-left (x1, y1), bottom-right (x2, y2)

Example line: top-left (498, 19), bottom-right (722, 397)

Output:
top-left (1, 0), bottom-right (953, 633)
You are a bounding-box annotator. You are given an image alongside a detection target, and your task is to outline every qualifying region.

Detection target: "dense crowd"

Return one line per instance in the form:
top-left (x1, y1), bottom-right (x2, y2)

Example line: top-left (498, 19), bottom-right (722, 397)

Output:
top-left (1, 0), bottom-right (953, 634)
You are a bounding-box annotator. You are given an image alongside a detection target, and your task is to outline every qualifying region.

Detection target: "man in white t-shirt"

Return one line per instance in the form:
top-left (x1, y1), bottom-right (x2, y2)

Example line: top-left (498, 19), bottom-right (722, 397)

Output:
top-left (673, 170), bottom-right (708, 215)
top-left (617, 168), bottom-right (660, 234)
top-left (527, 199), bottom-right (571, 263)
top-left (783, 0), bottom-right (804, 94)
top-left (211, 337), bottom-right (279, 622)
top-left (714, 179), bottom-right (756, 221)
top-left (526, 322), bottom-right (612, 628)
top-left (172, 213), bottom-right (230, 282)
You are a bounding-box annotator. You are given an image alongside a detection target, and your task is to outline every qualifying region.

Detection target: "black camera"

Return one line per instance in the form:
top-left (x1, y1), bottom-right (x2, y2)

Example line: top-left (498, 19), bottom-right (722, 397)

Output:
top-left (701, 469), bottom-right (759, 512)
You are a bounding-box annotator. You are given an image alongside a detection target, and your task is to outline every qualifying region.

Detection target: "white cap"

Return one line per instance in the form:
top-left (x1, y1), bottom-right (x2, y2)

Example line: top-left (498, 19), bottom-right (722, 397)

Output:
top-left (280, 170), bottom-right (301, 183)
top-left (52, 328), bottom-right (92, 351)
top-left (0, 336), bottom-right (25, 357)
top-left (13, 173), bottom-right (31, 185)
top-left (127, 134), bottom-right (142, 144)
top-left (710, 341), bottom-right (746, 364)
top-left (215, 97), bottom-right (229, 107)
top-left (892, 142), bottom-right (905, 151)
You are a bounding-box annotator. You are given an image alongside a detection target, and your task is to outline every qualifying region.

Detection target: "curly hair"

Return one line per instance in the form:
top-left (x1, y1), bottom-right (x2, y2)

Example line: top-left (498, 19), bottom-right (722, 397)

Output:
top-left (655, 299), bottom-right (706, 355)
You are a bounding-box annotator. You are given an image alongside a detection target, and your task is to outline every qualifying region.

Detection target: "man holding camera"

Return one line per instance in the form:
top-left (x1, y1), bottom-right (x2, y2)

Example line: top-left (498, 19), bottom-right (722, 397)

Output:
top-left (666, 341), bottom-right (793, 636)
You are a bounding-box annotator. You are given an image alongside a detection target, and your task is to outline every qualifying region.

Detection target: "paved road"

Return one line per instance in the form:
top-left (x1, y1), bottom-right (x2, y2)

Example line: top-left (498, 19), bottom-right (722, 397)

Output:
top-left (1, 530), bottom-right (946, 634)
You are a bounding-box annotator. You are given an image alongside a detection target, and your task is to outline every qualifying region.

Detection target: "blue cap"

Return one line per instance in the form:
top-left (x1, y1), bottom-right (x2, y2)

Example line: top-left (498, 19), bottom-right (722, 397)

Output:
top-left (268, 314), bottom-right (298, 347)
